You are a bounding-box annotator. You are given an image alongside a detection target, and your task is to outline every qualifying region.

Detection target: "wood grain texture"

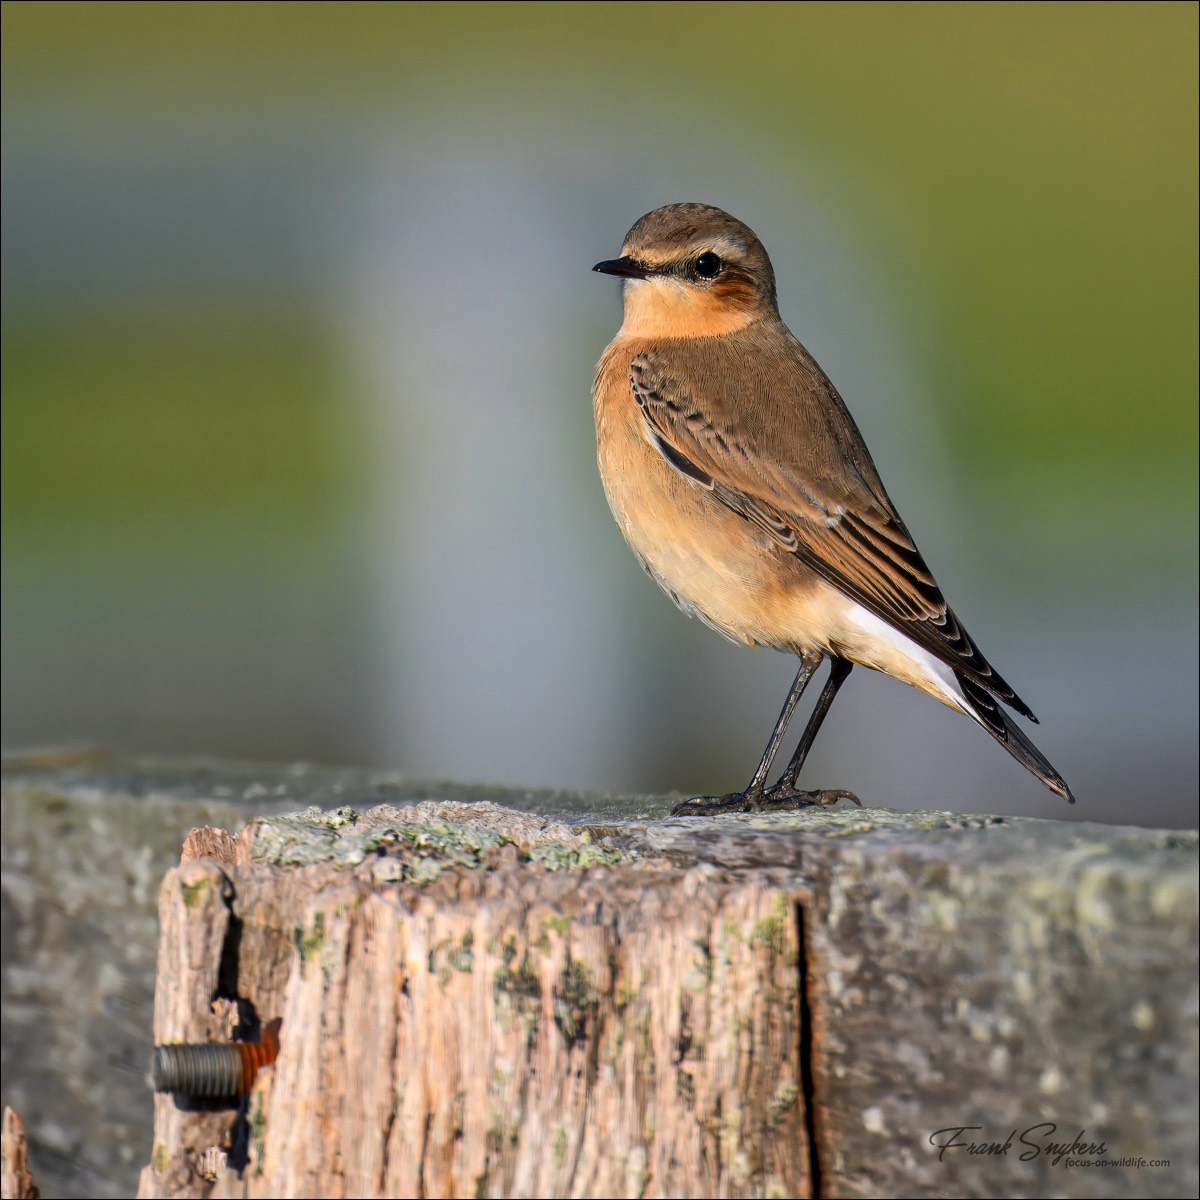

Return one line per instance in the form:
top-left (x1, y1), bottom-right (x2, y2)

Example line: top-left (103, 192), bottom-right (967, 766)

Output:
top-left (2, 757), bottom-right (1194, 1199)
top-left (2, 1107), bottom-right (39, 1200)
top-left (138, 805), bottom-right (810, 1199)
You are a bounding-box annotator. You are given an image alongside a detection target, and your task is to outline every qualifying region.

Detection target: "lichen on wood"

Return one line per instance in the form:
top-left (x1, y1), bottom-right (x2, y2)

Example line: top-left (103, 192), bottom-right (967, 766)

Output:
top-left (140, 804), bottom-right (808, 1198)
top-left (2, 755), bottom-right (1194, 1200)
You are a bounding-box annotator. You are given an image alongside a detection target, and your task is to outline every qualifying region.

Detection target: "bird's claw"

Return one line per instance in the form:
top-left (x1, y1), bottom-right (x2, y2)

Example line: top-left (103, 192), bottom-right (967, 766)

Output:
top-left (760, 783), bottom-right (861, 810)
top-left (670, 791), bottom-right (757, 816)
top-left (670, 785), bottom-right (861, 817)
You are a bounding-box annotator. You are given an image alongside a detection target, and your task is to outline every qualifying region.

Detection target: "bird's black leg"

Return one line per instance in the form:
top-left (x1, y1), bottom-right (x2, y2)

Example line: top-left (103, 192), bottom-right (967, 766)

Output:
top-left (761, 657), bottom-right (859, 808)
top-left (671, 649), bottom-right (823, 816)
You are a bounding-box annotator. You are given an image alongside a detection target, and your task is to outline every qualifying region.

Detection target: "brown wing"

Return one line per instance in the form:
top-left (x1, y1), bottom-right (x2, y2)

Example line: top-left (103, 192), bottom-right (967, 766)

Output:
top-left (629, 338), bottom-right (1036, 719)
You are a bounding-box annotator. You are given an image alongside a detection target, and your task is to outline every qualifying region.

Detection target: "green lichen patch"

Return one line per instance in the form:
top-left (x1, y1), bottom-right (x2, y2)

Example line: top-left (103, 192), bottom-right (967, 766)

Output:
top-left (453, 929), bottom-right (475, 973)
top-left (180, 875), bottom-right (210, 908)
top-left (553, 958), bottom-right (598, 1047)
top-left (615, 971), bottom-right (639, 1010)
top-left (248, 1086), bottom-right (268, 1177)
top-left (552, 1125), bottom-right (568, 1166)
top-left (247, 801), bottom-right (635, 883)
top-left (295, 911), bottom-right (326, 965)
top-left (524, 841), bottom-right (634, 870)
top-left (492, 939), bottom-right (542, 1047)
top-left (250, 806), bottom-right (509, 880)
top-left (151, 1141), bottom-right (169, 1176)
top-left (493, 945), bottom-right (540, 1003)
top-left (766, 1080), bottom-right (799, 1128)
top-left (248, 806), bottom-right (383, 866)
top-left (430, 929), bottom-right (477, 980)
top-left (751, 896), bottom-right (789, 955)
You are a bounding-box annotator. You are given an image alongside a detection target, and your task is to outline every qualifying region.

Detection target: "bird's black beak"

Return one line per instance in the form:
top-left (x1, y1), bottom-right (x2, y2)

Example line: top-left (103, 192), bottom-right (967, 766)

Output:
top-left (592, 256), bottom-right (651, 280)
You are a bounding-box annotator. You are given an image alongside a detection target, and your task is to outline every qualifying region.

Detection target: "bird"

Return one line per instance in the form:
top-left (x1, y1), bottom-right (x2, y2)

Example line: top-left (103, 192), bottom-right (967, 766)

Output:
top-left (591, 202), bottom-right (1073, 814)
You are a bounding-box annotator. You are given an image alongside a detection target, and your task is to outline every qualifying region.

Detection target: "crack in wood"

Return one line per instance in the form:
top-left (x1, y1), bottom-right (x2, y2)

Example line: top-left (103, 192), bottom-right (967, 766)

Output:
top-left (795, 893), bottom-right (823, 1200)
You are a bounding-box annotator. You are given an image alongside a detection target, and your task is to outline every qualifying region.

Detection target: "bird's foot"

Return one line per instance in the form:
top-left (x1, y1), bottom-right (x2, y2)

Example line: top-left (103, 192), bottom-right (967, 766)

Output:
top-left (670, 784), bottom-right (861, 817)
top-left (670, 790), bottom-right (761, 817)
top-left (761, 780), bottom-right (861, 810)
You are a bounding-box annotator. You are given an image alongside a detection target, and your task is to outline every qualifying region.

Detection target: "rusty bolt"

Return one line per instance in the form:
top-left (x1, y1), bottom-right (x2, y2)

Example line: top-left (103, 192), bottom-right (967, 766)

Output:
top-left (151, 1020), bottom-right (280, 1097)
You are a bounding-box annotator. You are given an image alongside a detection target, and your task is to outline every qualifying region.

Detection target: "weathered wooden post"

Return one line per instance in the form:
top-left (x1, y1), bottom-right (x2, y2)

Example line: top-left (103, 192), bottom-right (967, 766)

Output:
top-left (138, 797), bottom-right (1198, 1199)
top-left (2, 757), bottom-right (1196, 1198)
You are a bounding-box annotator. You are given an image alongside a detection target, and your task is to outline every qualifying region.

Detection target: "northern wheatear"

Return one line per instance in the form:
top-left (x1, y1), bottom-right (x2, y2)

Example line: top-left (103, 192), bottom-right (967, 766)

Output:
top-left (592, 203), bottom-right (1072, 812)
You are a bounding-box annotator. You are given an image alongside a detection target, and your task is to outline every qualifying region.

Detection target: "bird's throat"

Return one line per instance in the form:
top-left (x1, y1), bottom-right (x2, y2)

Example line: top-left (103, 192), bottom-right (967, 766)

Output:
top-left (617, 277), bottom-right (758, 339)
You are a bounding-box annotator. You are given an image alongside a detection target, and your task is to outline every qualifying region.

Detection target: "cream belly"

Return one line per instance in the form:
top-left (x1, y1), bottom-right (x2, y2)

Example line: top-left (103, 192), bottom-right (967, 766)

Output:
top-left (596, 369), bottom-right (804, 648)
top-left (594, 343), bottom-right (969, 717)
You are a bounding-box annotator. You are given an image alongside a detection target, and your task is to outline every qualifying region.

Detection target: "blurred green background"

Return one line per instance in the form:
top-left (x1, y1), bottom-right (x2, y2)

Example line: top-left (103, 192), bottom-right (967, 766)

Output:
top-left (3, 2), bottom-right (1197, 830)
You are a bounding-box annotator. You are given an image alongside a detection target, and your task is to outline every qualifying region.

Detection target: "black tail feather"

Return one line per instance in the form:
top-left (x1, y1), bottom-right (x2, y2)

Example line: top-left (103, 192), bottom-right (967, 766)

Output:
top-left (956, 673), bottom-right (1073, 803)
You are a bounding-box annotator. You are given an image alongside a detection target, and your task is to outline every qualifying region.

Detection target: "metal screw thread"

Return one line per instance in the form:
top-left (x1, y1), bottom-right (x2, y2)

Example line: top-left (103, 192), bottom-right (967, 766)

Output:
top-left (151, 1025), bottom-right (279, 1097)
top-left (152, 1044), bottom-right (244, 1097)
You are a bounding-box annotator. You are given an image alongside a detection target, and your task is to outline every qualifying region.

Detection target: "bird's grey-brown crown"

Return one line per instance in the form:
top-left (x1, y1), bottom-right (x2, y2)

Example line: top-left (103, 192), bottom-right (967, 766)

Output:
top-left (618, 203), bottom-right (778, 310)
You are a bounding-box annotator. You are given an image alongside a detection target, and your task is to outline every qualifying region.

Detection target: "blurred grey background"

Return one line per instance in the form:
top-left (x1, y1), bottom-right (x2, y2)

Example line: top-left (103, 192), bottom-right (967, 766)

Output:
top-left (2, 2), bottom-right (1197, 826)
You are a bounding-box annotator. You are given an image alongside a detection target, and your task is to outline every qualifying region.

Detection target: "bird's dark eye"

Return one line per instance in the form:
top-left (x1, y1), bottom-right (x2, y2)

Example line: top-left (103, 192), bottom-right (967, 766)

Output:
top-left (694, 251), bottom-right (723, 279)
